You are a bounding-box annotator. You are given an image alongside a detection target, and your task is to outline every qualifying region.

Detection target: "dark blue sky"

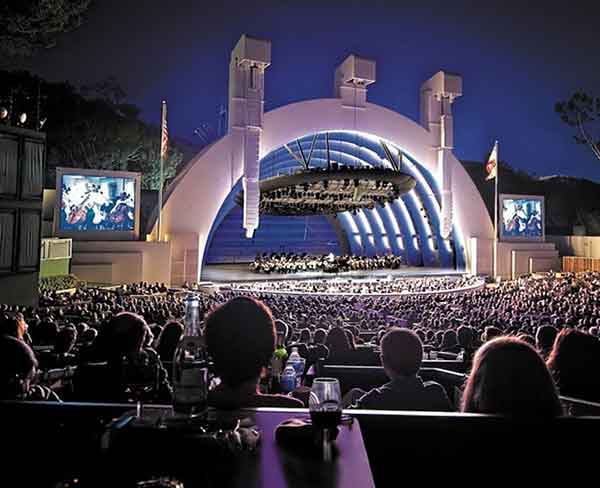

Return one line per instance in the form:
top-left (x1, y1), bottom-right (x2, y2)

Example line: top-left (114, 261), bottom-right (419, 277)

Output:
top-left (28, 0), bottom-right (600, 180)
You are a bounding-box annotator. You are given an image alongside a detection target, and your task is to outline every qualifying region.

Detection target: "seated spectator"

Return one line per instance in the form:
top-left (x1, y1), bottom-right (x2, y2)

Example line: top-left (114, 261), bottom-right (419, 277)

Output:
top-left (440, 330), bottom-right (461, 354)
top-left (461, 337), bottom-right (562, 417)
top-left (517, 333), bottom-right (535, 347)
top-left (155, 320), bottom-right (184, 363)
top-left (325, 326), bottom-right (353, 362)
top-left (298, 328), bottom-right (312, 344)
top-left (312, 328), bottom-right (329, 360)
top-left (74, 312), bottom-right (171, 403)
top-left (349, 328), bottom-right (452, 411)
top-left (547, 329), bottom-right (600, 404)
top-left (457, 325), bottom-right (475, 369)
top-left (1, 312), bottom-right (29, 342)
top-left (482, 326), bottom-right (502, 343)
top-left (205, 297), bottom-right (303, 409)
top-left (536, 325), bottom-right (558, 360)
top-left (39, 326), bottom-right (78, 369)
top-left (0, 336), bottom-right (60, 401)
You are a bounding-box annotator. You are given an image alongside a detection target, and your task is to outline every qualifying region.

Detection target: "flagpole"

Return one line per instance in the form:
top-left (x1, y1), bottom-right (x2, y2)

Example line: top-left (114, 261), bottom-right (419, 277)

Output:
top-left (493, 141), bottom-right (499, 279)
top-left (158, 100), bottom-right (166, 242)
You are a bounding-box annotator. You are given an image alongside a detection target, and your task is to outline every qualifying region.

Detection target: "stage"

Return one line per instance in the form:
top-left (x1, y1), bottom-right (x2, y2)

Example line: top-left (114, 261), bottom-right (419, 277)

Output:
top-left (201, 263), bottom-right (466, 283)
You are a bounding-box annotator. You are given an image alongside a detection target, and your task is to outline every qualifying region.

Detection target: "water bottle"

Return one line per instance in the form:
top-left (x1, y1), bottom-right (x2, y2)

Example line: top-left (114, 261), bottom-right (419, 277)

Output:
top-left (287, 347), bottom-right (302, 374)
top-left (281, 365), bottom-right (297, 393)
top-left (172, 294), bottom-right (208, 417)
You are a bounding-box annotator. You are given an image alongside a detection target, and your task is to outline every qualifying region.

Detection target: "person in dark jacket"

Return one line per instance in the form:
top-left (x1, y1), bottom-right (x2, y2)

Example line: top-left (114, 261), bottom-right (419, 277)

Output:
top-left (350, 328), bottom-right (451, 411)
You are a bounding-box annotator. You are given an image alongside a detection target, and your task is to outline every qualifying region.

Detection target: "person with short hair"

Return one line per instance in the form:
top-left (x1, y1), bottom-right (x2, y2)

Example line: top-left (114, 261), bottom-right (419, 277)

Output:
top-left (1, 313), bottom-right (29, 342)
top-left (0, 336), bottom-right (60, 401)
top-left (350, 328), bottom-right (451, 411)
top-left (536, 325), bottom-right (558, 360)
top-left (206, 297), bottom-right (303, 409)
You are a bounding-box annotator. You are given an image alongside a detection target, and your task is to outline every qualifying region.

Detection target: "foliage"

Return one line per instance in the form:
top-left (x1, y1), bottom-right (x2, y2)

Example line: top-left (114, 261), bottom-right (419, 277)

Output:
top-left (0, 0), bottom-right (92, 64)
top-left (1, 70), bottom-right (183, 190)
top-left (555, 91), bottom-right (600, 160)
top-left (39, 274), bottom-right (86, 293)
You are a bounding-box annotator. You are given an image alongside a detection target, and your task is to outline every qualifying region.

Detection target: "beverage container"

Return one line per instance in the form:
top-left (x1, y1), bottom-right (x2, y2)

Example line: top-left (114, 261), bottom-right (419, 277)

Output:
top-left (309, 377), bottom-right (342, 462)
top-left (287, 347), bottom-right (305, 382)
top-left (309, 409), bottom-right (342, 430)
top-left (270, 333), bottom-right (288, 393)
top-left (281, 365), bottom-right (297, 393)
top-left (172, 294), bottom-right (208, 417)
top-left (271, 333), bottom-right (288, 377)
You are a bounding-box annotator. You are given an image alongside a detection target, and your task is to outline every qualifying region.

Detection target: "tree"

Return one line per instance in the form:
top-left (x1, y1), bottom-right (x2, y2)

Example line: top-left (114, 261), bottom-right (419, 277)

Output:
top-left (0, 0), bottom-right (92, 64)
top-left (1, 70), bottom-right (183, 190)
top-left (555, 91), bottom-right (600, 161)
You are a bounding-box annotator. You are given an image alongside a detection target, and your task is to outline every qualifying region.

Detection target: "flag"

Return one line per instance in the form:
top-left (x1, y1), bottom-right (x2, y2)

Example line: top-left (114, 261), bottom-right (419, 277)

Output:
top-left (160, 100), bottom-right (168, 161)
top-left (485, 141), bottom-right (498, 181)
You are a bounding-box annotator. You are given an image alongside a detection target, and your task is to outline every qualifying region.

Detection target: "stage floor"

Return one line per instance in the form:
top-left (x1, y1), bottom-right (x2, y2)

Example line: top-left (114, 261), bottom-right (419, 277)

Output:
top-left (201, 264), bottom-right (465, 283)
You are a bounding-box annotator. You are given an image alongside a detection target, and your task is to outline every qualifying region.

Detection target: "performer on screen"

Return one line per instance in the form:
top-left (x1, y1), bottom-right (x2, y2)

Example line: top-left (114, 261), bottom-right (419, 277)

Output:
top-left (526, 209), bottom-right (542, 236)
top-left (109, 191), bottom-right (135, 230)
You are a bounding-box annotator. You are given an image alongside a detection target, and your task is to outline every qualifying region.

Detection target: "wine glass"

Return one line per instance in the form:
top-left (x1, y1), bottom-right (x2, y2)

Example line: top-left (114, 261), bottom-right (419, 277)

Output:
top-left (121, 355), bottom-right (159, 419)
top-left (309, 377), bottom-right (342, 462)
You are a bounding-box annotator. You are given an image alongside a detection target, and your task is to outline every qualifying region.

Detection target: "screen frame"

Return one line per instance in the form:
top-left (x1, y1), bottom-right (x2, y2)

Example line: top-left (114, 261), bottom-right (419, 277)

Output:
top-left (499, 193), bottom-right (545, 242)
top-left (53, 167), bottom-right (141, 241)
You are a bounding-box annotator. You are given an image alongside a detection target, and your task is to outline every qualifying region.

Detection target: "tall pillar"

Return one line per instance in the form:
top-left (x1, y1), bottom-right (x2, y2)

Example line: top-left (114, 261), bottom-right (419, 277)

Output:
top-left (420, 71), bottom-right (462, 239)
top-left (334, 55), bottom-right (376, 110)
top-left (228, 35), bottom-right (271, 238)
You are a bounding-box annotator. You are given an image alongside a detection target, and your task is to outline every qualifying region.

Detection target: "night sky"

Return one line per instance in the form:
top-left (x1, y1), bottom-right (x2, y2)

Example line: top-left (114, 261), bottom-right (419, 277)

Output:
top-left (27, 1), bottom-right (600, 180)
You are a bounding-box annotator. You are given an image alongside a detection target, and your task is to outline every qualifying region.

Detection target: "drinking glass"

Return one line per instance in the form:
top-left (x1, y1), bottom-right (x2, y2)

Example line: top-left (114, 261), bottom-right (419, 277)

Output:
top-left (309, 377), bottom-right (342, 462)
top-left (121, 356), bottom-right (159, 419)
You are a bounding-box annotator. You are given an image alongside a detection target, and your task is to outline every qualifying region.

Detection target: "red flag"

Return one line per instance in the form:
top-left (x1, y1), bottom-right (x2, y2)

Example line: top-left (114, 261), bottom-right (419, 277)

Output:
top-left (485, 141), bottom-right (498, 181)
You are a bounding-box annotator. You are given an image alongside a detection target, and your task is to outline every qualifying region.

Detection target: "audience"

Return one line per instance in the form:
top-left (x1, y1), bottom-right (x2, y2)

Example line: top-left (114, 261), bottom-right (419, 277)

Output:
top-left (2, 272), bottom-right (599, 418)
top-left (461, 337), bottom-right (563, 417)
top-left (349, 328), bottom-right (451, 411)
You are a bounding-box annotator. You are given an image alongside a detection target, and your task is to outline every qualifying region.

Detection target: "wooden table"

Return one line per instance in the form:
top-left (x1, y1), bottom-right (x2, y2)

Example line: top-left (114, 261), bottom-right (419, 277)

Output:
top-left (101, 407), bottom-right (375, 488)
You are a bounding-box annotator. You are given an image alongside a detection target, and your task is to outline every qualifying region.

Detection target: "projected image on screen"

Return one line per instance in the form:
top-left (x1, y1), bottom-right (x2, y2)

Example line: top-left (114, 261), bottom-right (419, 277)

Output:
top-left (59, 174), bottom-right (136, 231)
top-left (501, 198), bottom-right (543, 238)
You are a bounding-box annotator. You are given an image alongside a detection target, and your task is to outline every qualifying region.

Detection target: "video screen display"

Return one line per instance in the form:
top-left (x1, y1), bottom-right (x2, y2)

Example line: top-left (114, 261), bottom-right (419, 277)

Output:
top-left (59, 174), bottom-right (136, 231)
top-left (501, 197), bottom-right (543, 239)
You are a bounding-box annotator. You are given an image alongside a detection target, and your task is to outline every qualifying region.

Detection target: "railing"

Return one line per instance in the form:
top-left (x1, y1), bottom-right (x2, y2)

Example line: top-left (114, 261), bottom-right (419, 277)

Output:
top-left (562, 256), bottom-right (600, 272)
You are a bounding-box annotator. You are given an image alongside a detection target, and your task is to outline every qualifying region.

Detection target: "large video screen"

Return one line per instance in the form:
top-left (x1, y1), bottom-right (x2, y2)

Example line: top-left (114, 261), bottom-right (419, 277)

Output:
top-left (500, 196), bottom-right (544, 240)
top-left (59, 174), bottom-right (136, 231)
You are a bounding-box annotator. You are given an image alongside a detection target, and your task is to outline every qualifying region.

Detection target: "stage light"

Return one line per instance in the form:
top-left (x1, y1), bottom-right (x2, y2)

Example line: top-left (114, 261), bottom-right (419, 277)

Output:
top-left (19, 113), bottom-right (27, 124)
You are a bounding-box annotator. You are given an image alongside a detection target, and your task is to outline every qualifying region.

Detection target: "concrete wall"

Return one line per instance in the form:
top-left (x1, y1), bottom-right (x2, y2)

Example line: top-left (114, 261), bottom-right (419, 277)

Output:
top-left (71, 241), bottom-right (171, 285)
top-left (547, 235), bottom-right (600, 258)
top-left (470, 237), bottom-right (559, 279)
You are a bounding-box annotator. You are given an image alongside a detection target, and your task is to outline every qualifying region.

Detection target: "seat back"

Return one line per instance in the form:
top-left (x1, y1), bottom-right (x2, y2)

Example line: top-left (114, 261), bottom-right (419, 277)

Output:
top-left (351, 409), bottom-right (600, 485)
top-left (320, 364), bottom-right (466, 404)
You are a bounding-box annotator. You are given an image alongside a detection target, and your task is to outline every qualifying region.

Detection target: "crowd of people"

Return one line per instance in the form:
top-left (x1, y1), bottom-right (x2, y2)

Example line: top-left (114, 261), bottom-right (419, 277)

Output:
top-left (250, 252), bottom-right (404, 274)
top-left (232, 275), bottom-right (482, 295)
top-left (1, 272), bottom-right (600, 418)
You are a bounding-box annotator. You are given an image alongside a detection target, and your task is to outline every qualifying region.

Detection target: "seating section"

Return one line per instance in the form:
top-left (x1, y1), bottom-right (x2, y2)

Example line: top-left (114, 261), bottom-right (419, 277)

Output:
top-left (319, 364), bottom-right (466, 403)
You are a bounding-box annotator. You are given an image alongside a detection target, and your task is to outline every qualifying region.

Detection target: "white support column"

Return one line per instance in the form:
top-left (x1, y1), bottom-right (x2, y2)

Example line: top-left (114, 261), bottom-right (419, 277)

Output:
top-left (228, 35), bottom-right (271, 238)
top-left (334, 55), bottom-right (376, 110)
top-left (420, 71), bottom-right (462, 239)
